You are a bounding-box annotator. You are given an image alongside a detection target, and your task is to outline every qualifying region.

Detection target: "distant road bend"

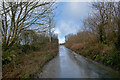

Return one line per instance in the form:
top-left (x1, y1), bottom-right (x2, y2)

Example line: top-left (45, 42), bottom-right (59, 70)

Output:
top-left (38, 45), bottom-right (118, 78)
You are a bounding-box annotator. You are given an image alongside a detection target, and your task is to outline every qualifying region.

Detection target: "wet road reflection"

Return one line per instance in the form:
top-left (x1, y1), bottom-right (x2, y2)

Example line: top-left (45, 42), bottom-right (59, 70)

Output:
top-left (39, 45), bottom-right (118, 78)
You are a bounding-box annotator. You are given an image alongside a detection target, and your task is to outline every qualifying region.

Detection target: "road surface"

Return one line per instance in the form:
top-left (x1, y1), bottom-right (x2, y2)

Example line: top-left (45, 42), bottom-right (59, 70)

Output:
top-left (38, 45), bottom-right (119, 78)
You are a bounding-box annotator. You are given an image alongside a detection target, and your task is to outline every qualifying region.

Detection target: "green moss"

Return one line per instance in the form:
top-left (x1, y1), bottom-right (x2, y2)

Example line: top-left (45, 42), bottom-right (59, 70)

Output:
top-left (35, 65), bottom-right (40, 70)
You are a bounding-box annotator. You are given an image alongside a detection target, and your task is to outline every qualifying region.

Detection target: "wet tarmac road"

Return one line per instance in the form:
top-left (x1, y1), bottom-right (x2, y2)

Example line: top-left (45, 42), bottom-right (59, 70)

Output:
top-left (39, 46), bottom-right (119, 78)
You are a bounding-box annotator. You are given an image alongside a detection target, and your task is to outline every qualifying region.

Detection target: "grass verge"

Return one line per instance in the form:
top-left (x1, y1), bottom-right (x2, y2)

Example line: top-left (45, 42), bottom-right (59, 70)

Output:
top-left (2, 43), bottom-right (58, 78)
top-left (65, 43), bottom-right (120, 73)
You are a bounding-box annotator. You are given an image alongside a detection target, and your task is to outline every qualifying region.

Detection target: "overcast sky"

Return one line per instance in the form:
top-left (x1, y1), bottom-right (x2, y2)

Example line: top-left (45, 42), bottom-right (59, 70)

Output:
top-left (54, 2), bottom-right (92, 43)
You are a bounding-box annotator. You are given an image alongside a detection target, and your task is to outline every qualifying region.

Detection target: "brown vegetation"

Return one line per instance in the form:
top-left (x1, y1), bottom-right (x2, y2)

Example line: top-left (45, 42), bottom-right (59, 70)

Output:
top-left (65, 2), bottom-right (120, 72)
top-left (0, 1), bottom-right (59, 78)
top-left (3, 43), bottom-right (58, 78)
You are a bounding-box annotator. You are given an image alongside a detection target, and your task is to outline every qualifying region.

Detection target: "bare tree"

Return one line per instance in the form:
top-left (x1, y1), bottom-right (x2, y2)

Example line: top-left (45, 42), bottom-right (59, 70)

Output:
top-left (115, 2), bottom-right (120, 49)
top-left (48, 15), bottom-right (55, 42)
top-left (45, 3), bottom-right (57, 43)
top-left (0, 1), bottom-right (55, 50)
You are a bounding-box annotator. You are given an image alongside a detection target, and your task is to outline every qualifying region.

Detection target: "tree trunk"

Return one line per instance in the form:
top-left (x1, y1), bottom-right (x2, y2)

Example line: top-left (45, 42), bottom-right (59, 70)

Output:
top-left (49, 16), bottom-right (52, 43)
top-left (116, 2), bottom-right (120, 50)
top-left (98, 24), bottom-right (104, 43)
